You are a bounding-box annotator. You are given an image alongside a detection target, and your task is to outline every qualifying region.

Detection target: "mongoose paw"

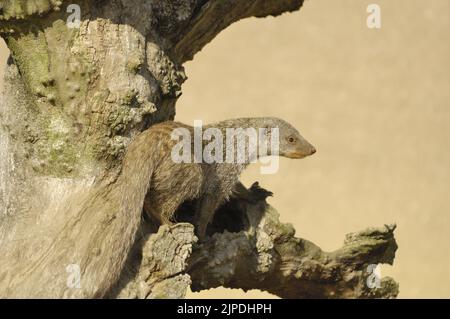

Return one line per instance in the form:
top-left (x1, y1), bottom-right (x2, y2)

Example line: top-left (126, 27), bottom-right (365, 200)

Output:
top-left (249, 182), bottom-right (273, 202)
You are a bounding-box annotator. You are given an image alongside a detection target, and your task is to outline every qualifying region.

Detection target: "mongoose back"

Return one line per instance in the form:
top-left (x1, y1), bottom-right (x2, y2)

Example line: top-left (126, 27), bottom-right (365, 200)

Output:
top-left (142, 117), bottom-right (316, 239)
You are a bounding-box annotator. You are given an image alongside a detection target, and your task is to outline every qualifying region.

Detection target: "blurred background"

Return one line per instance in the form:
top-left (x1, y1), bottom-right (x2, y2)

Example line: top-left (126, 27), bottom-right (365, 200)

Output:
top-left (1, 0), bottom-right (449, 298)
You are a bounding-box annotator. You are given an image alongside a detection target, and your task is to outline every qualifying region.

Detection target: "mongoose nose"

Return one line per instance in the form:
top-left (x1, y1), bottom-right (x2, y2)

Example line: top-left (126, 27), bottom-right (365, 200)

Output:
top-left (311, 147), bottom-right (316, 155)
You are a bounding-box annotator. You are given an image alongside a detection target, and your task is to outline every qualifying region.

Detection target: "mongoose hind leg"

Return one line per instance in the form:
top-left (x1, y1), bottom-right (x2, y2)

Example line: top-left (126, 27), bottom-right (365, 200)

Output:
top-left (143, 197), bottom-right (176, 226)
top-left (159, 214), bottom-right (174, 226)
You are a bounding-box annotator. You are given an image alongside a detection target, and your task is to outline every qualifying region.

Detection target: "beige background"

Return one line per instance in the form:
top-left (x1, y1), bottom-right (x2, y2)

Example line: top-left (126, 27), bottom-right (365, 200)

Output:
top-left (1, 0), bottom-right (449, 298)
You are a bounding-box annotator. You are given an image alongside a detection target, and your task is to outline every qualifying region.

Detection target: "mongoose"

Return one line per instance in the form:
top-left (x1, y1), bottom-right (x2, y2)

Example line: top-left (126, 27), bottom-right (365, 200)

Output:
top-left (142, 117), bottom-right (316, 239)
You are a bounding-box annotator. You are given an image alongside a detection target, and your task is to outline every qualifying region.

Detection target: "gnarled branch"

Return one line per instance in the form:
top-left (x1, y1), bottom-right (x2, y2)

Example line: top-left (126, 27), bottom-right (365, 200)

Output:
top-left (112, 184), bottom-right (398, 299)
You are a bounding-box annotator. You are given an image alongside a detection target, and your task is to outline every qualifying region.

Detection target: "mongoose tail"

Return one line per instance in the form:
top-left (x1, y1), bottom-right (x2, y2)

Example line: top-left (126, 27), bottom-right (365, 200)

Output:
top-left (10, 128), bottom-right (161, 298)
top-left (79, 129), bottom-right (159, 297)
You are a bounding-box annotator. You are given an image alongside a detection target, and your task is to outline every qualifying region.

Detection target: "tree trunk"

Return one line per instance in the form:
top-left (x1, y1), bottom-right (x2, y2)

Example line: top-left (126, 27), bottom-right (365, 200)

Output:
top-left (0, 0), bottom-right (398, 298)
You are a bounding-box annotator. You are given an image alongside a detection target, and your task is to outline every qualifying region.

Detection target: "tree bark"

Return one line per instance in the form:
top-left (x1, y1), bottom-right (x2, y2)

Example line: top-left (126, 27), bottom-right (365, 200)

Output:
top-left (0, 0), bottom-right (398, 298)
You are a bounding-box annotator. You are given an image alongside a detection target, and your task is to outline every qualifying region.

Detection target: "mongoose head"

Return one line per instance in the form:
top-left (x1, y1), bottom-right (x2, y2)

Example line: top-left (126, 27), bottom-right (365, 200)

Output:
top-left (265, 117), bottom-right (316, 159)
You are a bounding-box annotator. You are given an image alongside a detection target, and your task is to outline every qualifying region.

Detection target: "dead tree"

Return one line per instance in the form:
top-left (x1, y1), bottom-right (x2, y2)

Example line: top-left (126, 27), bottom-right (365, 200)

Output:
top-left (0, 0), bottom-right (398, 298)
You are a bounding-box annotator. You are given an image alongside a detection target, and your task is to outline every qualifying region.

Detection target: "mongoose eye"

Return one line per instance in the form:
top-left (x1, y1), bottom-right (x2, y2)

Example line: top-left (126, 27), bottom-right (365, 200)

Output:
top-left (288, 137), bottom-right (295, 143)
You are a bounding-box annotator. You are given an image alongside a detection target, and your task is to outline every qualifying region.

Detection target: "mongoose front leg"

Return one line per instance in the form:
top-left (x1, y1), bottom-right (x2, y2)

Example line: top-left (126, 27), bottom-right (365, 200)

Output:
top-left (195, 194), bottom-right (220, 240)
top-left (231, 182), bottom-right (274, 203)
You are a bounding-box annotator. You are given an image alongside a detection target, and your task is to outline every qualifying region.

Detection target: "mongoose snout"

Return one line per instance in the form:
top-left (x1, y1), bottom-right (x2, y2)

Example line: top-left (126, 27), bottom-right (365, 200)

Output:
top-left (281, 137), bottom-right (316, 159)
top-left (273, 120), bottom-right (316, 159)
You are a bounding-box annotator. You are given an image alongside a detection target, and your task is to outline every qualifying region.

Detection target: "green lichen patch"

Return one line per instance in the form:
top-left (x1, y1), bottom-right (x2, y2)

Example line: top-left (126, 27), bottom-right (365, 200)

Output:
top-left (119, 89), bottom-right (139, 107)
top-left (126, 52), bottom-right (144, 74)
top-left (30, 114), bottom-right (79, 175)
top-left (5, 29), bottom-right (57, 103)
top-left (0, 0), bottom-right (62, 21)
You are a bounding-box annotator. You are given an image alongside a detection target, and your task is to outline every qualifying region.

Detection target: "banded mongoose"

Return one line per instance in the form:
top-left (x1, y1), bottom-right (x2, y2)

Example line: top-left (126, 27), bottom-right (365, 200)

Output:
top-left (141, 117), bottom-right (316, 239)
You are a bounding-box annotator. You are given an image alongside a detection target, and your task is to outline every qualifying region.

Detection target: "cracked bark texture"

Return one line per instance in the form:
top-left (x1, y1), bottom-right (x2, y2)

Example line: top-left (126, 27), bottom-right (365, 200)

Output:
top-left (0, 0), bottom-right (398, 298)
top-left (108, 184), bottom-right (398, 299)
